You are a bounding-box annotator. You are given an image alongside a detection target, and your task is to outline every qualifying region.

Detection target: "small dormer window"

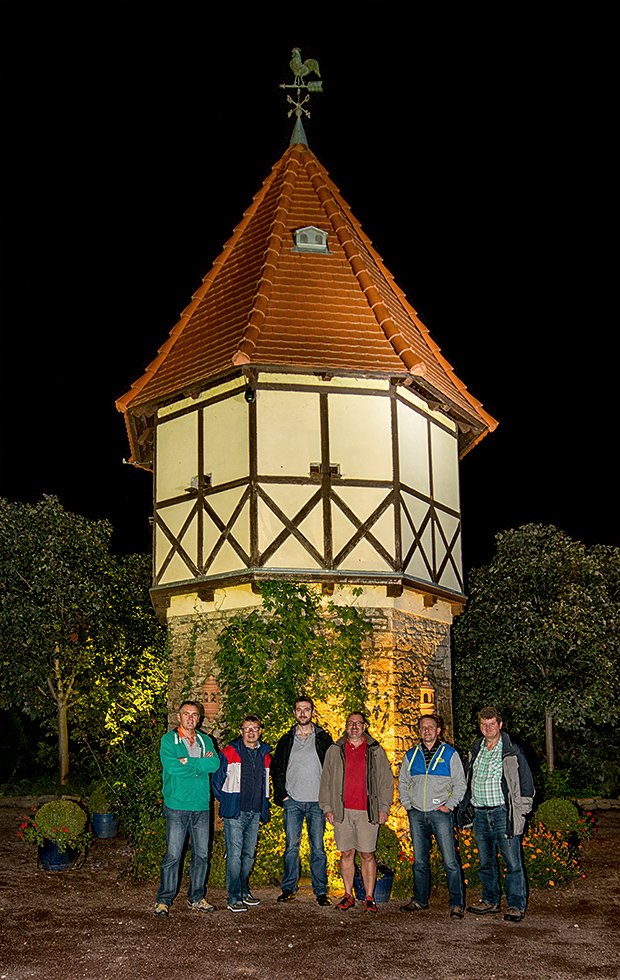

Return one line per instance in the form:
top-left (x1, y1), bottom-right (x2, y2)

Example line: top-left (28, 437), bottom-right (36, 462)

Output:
top-left (292, 225), bottom-right (330, 253)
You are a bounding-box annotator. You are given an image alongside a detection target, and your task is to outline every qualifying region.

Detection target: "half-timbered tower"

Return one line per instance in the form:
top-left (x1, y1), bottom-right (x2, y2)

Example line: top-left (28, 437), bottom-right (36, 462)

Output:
top-left (116, 117), bottom-right (497, 760)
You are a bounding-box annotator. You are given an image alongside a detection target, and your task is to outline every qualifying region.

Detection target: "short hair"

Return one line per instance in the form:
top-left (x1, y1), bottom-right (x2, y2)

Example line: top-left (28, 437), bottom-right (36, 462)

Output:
top-left (178, 700), bottom-right (201, 715)
top-left (242, 714), bottom-right (262, 727)
top-left (294, 695), bottom-right (314, 710)
top-left (346, 711), bottom-right (367, 726)
top-left (418, 714), bottom-right (440, 729)
top-left (478, 706), bottom-right (502, 725)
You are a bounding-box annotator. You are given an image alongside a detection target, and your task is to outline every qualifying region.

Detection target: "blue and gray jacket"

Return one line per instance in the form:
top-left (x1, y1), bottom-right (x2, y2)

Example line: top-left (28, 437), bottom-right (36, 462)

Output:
top-left (399, 741), bottom-right (466, 813)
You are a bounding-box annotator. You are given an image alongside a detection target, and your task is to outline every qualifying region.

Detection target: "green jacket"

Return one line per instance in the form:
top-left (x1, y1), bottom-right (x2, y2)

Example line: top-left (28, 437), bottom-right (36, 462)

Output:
top-left (160, 727), bottom-right (220, 811)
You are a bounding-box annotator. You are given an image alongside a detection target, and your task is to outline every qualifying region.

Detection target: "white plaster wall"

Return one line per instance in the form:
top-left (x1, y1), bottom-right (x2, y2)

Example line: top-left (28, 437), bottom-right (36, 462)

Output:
top-left (257, 389), bottom-right (320, 475)
top-left (397, 400), bottom-right (430, 495)
top-left (329, 393), bottom-right (392, 480)
top-left (203, 391), bottom-right (248, 486)
top-left (430, 423), bottom-right (460, 511)
top-left (156, 414), bottom-right (197, 500)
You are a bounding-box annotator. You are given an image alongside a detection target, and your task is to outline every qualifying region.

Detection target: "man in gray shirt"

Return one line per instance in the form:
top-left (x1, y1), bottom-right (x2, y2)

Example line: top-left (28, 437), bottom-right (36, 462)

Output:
top-left (271, 696), bottom-right (333, 905)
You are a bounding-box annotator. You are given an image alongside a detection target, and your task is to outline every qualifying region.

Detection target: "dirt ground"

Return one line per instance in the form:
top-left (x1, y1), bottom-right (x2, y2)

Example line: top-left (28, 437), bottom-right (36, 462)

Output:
top-left (0, 799), bottom-right (618, 980)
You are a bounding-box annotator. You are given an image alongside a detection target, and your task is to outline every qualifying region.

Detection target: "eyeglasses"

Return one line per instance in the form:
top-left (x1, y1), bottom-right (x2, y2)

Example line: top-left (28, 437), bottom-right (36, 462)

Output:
top-left (242, 726), bottom-right (260, 733)
top-left (347, 722), bottom-right (364, 728)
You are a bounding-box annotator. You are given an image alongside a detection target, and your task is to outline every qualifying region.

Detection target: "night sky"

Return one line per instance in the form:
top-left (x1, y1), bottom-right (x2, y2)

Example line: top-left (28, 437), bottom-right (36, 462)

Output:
top-left (1, 3), bottom-right (618, 577)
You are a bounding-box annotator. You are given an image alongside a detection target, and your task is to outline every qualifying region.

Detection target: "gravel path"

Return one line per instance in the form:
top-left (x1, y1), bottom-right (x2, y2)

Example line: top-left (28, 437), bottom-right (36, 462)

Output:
top-left (0, 799), bottom-right (618, 980)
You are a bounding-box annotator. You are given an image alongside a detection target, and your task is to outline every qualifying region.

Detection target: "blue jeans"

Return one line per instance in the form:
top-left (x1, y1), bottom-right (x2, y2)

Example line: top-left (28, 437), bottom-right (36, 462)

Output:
top-left (473, 805), bottom-right (527, 912)
top-left (408, 807), bottom-right (464, 908)
top-left (281, 798), bottom-right (328, 897)
top-left (223, 811), bottom-right (261, 905)
top-left (156, 806), bottom-right (211, 906)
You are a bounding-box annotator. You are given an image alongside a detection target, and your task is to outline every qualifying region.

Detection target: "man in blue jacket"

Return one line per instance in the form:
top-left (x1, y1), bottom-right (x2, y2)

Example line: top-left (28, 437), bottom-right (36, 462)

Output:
top-left (398, 714), bottom-right (466, 917)
top-left (154, 701), bottom-right (220, 917)
top-left (212, 715), bottom-right (272, 912)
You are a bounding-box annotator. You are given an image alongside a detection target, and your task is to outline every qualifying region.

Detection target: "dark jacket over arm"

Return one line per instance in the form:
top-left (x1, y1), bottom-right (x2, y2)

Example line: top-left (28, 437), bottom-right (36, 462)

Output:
top-left (271, 725), bottom-right (333, 807)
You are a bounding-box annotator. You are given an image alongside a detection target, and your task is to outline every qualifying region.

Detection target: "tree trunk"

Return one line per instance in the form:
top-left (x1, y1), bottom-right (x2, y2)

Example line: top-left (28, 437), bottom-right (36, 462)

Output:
top-left (58, 695), bottom-right (70, 785)
top-left (49, 653), bottom-right (71, 785)
top-left (545, 707), bottom-right (555, 772)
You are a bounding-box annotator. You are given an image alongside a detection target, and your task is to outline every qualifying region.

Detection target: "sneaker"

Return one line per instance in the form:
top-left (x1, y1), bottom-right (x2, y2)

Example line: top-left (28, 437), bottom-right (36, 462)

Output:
top-left (227, 901), bottom-right (248, 912)
top-left (450, 906), bottom-right (465, 919)
top-left (504, 907), bottom-right (525, 922)
top-left (316, 894), bottom-right (332, 907)
top-left (188, 898), bottom-right (217, 913)
top-left (467, 901), bottom-right (501, 915)
top-left (153, 903), bottom-right (169, 917)
top-left (277, 889), bottom-right (296, 903)
top-left (243, 893), bottom-right (260, 906)
top-left (364, 898), bottom-right (378, 913)
top-left (400, 900), bottom-right (427, 912)
top-left (335, 893), bottom-right (355, 911)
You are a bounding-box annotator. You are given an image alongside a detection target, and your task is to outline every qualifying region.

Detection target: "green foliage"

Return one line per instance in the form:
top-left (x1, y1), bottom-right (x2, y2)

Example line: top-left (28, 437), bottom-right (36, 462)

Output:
top-left (358, 823), bottom-right (402, 874)
top-left (73, 553), bottom-right (169, 748)
top-left (128, 815), bottom-right (167, 881)
top-left (102, 714), bottom-right (167, 841)
top-left (534, 798), bottom-right (594, 840)
top-left (536, 765), bottom-right (573, 800)
top-left (214, 582), bottom-right (371, 741)
top-left (87, 783), bottom-right (112, 816)
top-left (102, 711), bottom-right (171, 879)
top-left (0, 496), bottom-right (168, 782)
top-left (453, 525), bottom-right (620, 776)
top-left (20, 799), bottom-right (90, 853)
top-left (207, 812), bottom-right (345, 892)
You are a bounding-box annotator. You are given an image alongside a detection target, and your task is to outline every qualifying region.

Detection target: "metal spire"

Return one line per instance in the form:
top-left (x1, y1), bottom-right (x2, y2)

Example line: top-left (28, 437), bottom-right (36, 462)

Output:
top-left (280, 48), bottom-right (322, 146)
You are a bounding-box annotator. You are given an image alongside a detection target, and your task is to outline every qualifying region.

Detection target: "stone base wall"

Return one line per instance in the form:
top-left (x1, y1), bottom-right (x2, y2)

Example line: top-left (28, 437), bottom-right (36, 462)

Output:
top-left (164, 596), bottom-right (454, 776)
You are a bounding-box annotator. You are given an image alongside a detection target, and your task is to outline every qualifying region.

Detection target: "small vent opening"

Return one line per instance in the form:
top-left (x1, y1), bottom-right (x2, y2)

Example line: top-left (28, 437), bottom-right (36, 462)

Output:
top-left (293, 226), bottom-right (330, 253)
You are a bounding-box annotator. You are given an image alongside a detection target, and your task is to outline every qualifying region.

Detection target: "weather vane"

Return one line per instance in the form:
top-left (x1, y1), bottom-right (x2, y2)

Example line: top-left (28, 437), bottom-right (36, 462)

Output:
top-left (280, 47), bottom-right (322, 120)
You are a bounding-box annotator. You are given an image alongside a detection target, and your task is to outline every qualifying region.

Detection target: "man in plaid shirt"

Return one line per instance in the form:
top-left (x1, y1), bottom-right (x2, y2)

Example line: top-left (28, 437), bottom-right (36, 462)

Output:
top-left (461, 706), bottom-right (534, 923)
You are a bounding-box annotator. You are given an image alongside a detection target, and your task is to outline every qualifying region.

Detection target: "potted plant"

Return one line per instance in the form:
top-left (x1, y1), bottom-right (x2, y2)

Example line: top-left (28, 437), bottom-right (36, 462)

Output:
top-left (20, 799), bottom-right (90, 870)
top-left (353, 823), bottom-right (402, 902)
top-left (88, 783), bottom-right (119, 838)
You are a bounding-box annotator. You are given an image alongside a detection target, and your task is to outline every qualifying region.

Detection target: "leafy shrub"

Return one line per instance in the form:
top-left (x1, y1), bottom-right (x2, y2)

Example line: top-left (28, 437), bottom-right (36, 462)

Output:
top-left (20, 799), bottom-right (90, 854)
top-left (537, 766), bottom-right (574, 800)
top-left (535, 798), bottom-right (587, 836)
top-left (87, 783), bottom-right (113, 817)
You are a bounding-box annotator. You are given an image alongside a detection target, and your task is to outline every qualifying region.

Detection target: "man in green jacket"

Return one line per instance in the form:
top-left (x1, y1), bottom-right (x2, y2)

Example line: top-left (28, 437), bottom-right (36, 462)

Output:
top-left (154, 701), bottom-right (220, 917)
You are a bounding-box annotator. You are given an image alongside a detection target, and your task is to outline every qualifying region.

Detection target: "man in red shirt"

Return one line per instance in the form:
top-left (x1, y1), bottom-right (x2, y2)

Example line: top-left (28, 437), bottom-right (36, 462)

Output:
top-left (319, 712), bottom-right (394, 913)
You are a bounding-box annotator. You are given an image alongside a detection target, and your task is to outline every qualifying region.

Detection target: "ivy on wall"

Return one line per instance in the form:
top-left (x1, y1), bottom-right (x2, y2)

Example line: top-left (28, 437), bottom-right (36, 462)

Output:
top-left (213, 582), bottom-right (372, 742)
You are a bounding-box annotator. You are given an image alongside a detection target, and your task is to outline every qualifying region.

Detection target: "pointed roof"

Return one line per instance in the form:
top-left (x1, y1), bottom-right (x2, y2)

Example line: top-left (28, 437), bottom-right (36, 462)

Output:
top-left (117, 140), bottom-right (497, 462)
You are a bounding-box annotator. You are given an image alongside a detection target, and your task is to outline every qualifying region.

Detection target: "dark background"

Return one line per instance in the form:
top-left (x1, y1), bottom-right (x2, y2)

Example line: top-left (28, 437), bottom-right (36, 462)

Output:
top-left (1, 2), bottom-right (618, 576)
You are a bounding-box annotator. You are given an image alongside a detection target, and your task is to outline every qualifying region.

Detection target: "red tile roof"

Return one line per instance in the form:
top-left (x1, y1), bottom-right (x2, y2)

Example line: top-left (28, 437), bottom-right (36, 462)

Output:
top-left (117, 141), bottom-right (497, 460)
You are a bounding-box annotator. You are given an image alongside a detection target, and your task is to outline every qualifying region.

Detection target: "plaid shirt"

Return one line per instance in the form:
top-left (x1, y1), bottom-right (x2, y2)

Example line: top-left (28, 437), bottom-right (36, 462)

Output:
top-left (471, 739), bottom-right (504, 807)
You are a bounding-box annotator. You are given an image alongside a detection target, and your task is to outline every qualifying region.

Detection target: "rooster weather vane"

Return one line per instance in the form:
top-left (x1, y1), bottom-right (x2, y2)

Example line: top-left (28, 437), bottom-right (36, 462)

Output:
top-left (280, 47), bottom-right (322, 120)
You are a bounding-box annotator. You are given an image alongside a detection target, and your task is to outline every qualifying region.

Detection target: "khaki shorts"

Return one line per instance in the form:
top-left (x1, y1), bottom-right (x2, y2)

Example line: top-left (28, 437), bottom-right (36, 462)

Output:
top-left (333, 808), bottom-right (379, 853)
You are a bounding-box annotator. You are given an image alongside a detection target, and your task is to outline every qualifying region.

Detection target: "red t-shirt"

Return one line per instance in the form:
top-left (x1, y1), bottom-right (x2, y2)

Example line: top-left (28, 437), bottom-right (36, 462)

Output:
top-left (343, 739), bottom-right (368, 810)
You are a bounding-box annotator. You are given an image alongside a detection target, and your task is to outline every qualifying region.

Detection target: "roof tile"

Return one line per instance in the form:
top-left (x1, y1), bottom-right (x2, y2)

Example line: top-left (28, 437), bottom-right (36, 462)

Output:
top-left (117, 141), bottom-right (497, 447)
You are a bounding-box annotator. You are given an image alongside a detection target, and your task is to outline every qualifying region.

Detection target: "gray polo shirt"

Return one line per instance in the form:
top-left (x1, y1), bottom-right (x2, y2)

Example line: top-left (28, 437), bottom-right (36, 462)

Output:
top-left (285, 728), bottom-right (323, 802)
